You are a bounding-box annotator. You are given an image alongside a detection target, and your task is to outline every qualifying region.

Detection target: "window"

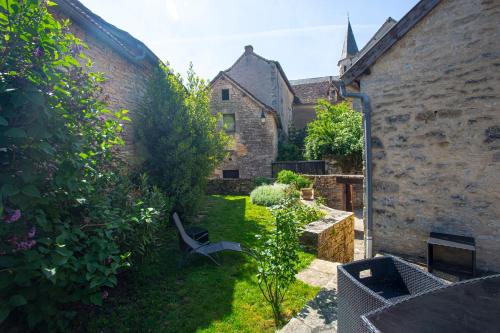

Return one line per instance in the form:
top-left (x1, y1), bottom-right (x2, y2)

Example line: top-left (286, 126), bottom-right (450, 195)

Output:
top-left (222, 89), bottom-right (229, 100)
top-left (223, 113), bottom-right (235, 132)
top-left (223, 170), bottom-right (239, 179)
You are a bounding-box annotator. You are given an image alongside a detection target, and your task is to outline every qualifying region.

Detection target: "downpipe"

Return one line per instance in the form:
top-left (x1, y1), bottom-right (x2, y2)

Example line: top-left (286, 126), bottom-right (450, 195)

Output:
top-left (339, 82), bottom-right (373, 259)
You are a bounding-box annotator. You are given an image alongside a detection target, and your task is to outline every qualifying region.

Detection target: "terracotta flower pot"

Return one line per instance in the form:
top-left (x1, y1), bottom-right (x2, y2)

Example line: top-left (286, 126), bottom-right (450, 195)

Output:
top-left (300, 188), bottom-right (314, 201)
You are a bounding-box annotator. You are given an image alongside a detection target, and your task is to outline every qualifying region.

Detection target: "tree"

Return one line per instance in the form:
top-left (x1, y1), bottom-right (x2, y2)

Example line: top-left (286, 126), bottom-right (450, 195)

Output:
top-left (135, 63), bottom-right (228, 214)
top-left (304, 100), bottom-right (363, 172)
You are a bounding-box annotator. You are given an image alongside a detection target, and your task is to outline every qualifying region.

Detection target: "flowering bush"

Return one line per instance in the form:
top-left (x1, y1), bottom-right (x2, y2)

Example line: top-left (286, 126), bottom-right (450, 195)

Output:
top-left (0, 1), bottom-right (168, 331)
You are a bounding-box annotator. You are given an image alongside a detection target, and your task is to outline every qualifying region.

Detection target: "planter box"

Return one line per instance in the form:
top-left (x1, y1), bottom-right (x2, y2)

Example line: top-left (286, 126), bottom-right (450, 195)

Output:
top-left (300, 206), bottom-right (354, 263)
top-left (337, 256), bottom-right (446, 333)
top-left (300, 188), bottom-right (314, 200)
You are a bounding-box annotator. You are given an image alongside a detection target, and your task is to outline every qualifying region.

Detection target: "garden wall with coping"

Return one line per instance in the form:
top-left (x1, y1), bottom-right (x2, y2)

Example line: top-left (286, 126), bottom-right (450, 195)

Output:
top-left (304, 174), bottom-right (363, 212)
top-left (300, 205), bottom-right (355, 263)
top-left (206, 179), bottom-right (257, 195)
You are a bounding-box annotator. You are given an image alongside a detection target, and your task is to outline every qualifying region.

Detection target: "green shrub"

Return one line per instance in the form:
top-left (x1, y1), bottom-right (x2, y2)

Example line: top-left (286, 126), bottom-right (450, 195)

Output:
top-left (253, 177), bottom-right (272, 187)
top-left (250, 184), bottom-right (288, 206)
top-left (295, 203), bottom-right (326, 226)
top-left (276, 170), bottom-right (312, 190)
top-left (0, 2), bottom-right (169, 330)
top-left (135, 63), bottom-right (228, 214)
top-left (304, 101), bottom-right (363, 172)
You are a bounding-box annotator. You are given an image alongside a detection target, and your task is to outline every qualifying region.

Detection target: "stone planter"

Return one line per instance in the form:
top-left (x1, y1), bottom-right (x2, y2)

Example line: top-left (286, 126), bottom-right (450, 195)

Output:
top-left (300, 205), bottom-right (354, 263)
top-left (300, 188), bottom-right (314, 200)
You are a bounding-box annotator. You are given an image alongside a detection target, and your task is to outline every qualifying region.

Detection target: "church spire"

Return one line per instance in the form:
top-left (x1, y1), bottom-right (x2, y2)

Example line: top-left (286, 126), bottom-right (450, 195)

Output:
top-left (341, 17), bottom-right (359, 60)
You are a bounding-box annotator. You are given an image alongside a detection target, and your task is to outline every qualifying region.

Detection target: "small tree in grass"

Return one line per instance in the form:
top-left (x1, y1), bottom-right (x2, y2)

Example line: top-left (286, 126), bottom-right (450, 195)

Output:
top-left (255, 197), bottom-right (302, 327)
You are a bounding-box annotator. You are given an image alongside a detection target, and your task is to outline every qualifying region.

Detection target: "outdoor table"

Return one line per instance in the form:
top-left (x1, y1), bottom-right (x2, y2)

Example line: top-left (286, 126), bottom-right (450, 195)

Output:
top-left (362, 275), bottom-right (500, 333)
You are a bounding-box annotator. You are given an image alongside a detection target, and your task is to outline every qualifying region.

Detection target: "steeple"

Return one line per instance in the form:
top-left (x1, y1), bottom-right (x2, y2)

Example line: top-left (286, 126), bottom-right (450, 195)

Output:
top-left (341, 17), bottom-right (358, 60)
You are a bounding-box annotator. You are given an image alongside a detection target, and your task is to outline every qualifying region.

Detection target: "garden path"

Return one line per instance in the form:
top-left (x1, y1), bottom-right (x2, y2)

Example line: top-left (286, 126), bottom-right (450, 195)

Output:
top-left (281, 211), bottom-right (365, 332)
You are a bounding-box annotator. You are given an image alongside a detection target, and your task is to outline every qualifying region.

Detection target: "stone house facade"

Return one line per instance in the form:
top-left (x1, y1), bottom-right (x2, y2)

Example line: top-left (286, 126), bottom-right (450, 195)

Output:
top-left (342, 0), bottom-right (500, 272)
top-left (53, 0), bottom-right (159, 157)
top-left (210, 72), bottom-right (279, 179)
top-left (210, 46), bottom-right (294, 178)
top-left (290, 76), bottom-right (343, 130)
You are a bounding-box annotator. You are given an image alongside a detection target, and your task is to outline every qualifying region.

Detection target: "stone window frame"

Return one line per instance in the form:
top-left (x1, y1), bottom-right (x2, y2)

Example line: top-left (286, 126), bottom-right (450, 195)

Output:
top-left (222, 169), bottom-right (239, 179)
top-left (221, 88), bottom-right (230, 101)
top-left (222, 113), bottom-right (236, 133)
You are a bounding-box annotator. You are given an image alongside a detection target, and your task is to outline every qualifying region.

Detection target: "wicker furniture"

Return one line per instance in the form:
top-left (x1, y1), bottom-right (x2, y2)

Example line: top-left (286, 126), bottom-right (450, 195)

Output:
top-left (362, 274), bottom-right (500, 333)
top-left (337, 255), bottom-right (446, 333)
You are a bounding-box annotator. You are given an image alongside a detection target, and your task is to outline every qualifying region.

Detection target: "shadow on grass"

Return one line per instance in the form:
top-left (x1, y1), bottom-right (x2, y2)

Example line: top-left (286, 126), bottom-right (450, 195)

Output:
top-left (82, 195), bottom-right (271, 333)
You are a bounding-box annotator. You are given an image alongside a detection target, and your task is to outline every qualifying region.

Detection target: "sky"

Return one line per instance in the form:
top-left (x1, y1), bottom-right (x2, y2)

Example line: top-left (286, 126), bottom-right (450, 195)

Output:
top-left (79, 0), bottom-right (419, 81)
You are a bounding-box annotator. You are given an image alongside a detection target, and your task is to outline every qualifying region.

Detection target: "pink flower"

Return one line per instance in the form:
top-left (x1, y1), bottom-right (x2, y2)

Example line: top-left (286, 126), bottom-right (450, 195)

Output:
top-left (4, 209), bottom-right (21, 223)
top-left (32, 46), bottom-right (43, 58)
top-left (101, 290), bottom-right (109, 300)
top-left (98, 116), bottom-right (106, 122)
top-left (27, 227), bottom-right (36, 238)
top-left (105, 256), bottom-right (113, 265)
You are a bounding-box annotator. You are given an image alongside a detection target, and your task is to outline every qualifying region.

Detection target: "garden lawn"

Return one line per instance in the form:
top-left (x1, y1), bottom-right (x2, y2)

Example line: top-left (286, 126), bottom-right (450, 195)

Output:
top-left (83, 195), bottom-right (319, 332)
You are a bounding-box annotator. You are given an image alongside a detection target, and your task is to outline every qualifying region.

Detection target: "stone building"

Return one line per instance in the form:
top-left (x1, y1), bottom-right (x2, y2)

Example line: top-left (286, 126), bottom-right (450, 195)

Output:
top-left (290, 76), bottom-right (342, 130)
top-left (210, 46), bottom-right (294, 178)
top-left (53, 0), bottom-right (159, 156)
top-left (341, 0), bottom-right (500, 272)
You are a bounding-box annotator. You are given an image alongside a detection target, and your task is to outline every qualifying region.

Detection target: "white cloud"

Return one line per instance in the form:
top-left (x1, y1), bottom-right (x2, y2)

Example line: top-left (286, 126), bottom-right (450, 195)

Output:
top-left (148, 23), bottom-right (378, 45)
top-left (165, 0), bottom-right (180, 22)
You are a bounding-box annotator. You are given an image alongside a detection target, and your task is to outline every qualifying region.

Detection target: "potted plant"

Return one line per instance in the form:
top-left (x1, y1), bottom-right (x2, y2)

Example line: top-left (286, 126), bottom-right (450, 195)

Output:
top-left (300, 187), bottom-right (314, 200)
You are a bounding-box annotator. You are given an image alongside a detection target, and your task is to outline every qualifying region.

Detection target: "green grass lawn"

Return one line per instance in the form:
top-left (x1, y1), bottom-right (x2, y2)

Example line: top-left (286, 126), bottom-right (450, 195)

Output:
top-left (83, 195), bottom-right (319, 333)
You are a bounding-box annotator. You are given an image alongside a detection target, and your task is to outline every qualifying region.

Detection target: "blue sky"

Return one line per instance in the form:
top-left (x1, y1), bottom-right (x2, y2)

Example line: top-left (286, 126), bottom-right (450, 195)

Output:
top-left (79, 0), bottom-right (419, 80)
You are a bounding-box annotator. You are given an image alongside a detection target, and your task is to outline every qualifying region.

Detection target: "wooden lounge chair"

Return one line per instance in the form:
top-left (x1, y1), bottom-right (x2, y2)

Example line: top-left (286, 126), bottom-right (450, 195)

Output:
top-left (172, 212), bottom-right (246, 266)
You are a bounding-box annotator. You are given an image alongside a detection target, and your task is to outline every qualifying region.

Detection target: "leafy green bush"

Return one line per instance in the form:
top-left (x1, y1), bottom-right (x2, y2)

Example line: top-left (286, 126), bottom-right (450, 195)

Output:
top-left (304, 100), bottom-right (363, 172)
top-left (277, 126), bottom-right (306, 161)
top-left (250, 184), bottom-right (288, 206)
top-left (276, 170), bottom-right (312, 190)
top-left (253, 177), bottom-right (272, 187)
top-left (135, 63), bottom-right (228, 214)
top-left (294, 203), bottom-right (326, 227)
top-left (0, 2), bottom-right (168, 330)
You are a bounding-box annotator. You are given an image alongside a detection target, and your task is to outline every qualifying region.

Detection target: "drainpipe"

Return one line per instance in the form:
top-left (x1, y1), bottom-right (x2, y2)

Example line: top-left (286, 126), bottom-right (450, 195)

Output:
top-left (338, 81), bottom-right (374, 259)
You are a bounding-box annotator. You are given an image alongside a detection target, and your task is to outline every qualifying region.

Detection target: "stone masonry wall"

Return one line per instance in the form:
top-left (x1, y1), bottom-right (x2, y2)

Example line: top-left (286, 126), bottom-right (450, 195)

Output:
top-left (210, 76), bottom-right (278, 178)
top-left (206, 179), bottom-right (256, 196)
top-left (359, 0), bottom-right (500, 272)
top-left (226, 47), bottom-right (294, 134)
top-left (300, 206), bottom-right (355, 263)
top-left (60, 14), bottom-right (155, 158)
top-left (305, 175), bottom-right (364, 211)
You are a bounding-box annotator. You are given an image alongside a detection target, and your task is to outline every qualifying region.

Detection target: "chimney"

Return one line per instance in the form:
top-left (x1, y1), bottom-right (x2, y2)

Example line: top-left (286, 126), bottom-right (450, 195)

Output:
top-left (244, 45), bottom-right (253, 54)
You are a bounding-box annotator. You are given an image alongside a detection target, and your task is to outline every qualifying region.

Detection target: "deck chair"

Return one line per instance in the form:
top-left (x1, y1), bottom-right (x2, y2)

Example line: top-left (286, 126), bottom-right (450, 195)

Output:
top-left (172, 212), bottom-right (246, 266)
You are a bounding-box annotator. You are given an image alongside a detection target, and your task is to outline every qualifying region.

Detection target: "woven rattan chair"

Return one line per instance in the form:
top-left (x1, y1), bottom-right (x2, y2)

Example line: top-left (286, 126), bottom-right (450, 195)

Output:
top-left (337, 255), bottom-right (446, 333)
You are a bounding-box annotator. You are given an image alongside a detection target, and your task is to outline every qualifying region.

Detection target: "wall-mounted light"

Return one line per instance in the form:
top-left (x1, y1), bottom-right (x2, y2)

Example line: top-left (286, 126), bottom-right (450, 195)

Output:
top-left (260, 110), bottom-right (266, 124)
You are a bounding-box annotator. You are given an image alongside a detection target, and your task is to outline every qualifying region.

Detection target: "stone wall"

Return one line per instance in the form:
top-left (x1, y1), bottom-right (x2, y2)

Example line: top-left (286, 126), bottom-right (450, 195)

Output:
top-left (305, 175), bottom-right (364, 211)
top-left (210, 76), bottom-right (278, 178)
top-left (300, 206), bottom-right (355, 263)
top-left (206, 179), bottom-right (256, 196)
top-left (59, 14), bottom-right (155, 158)
top-left (358, 0), bottom-right (500, 272)
top-left (226, 46), bottom-right (294, 134)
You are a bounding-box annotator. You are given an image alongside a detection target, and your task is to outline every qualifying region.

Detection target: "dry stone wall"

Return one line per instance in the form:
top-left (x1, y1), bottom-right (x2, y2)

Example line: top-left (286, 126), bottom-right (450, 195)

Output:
top-left (300, 207), bottom-right (355, 263)
top-left (305, 175), bottom-right (363, 211)
top-left (359, 0), bottom-right (500, 272)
